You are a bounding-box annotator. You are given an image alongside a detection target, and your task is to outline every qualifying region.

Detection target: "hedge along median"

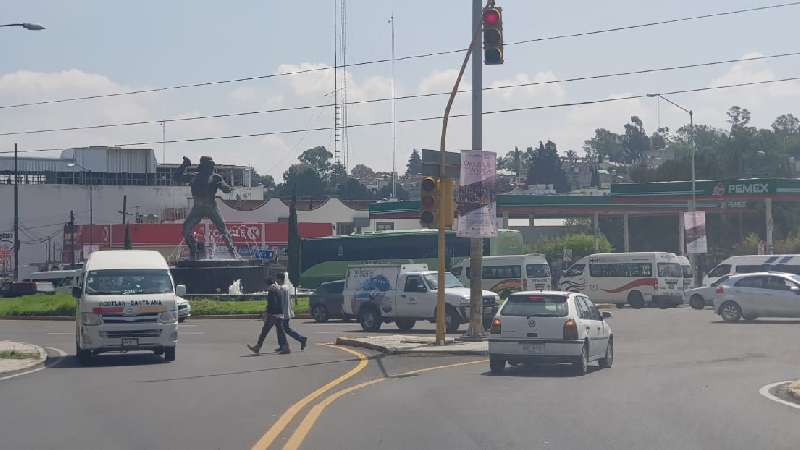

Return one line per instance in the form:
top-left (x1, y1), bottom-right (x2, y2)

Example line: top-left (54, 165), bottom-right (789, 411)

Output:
top-left (0, 294), bottom-right (309, 318)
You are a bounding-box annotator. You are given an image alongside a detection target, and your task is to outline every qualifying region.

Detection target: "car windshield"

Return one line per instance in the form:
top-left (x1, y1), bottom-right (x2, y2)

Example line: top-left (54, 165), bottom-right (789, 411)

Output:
top-left (501, 294), bottom-right (569, 317)
top-left (526, 264), bottom-right (551, 278)
top-left (657, 263), bottom-right (682, 278)
top-left (85, 269), bottom-right (173, 295)
top-left (423, 273), bottom-right (464, 290)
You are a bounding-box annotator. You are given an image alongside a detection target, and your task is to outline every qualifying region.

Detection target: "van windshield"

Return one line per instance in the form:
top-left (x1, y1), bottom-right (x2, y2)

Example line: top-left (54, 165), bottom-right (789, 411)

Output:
top-left (502, 294), bottom-right (568, 317)
top-left (85, 269), bottom-right (174, 295)
top-left (657, 263), bottom-right (682, 278)
top-left (526, 264), bottom-right (551, 278)
top-left (423, 273), bottom-right (464, 290)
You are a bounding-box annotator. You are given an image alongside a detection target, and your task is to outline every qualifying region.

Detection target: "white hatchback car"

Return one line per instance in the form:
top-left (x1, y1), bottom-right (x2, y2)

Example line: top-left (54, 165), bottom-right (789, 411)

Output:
top-left (713, 272), bottom-right (800, 322)
top-left (488, 291), bottom-right (613, 375)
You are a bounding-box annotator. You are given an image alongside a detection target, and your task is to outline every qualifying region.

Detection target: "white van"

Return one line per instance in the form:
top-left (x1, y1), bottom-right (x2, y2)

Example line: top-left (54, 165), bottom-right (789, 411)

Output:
top-left (704, 254), bottom-right (800, 285)
top-left (28, 269), bottom-right (81, 293)
top-left (451, 254), bottom-right (552, 298)
top-left (74, 250), bottom-right (184, 364)
top-left (559, 252), bottom-right (684, 308)
top-left (675, 256), bottom-right (694, 291)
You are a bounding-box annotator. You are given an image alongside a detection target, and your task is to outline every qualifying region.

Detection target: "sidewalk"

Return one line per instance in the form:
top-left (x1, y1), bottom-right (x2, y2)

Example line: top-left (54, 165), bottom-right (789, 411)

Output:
top-left (0, 340), bottom-right (47, 378)
top-left (335, 334), bottom-right (488, 355)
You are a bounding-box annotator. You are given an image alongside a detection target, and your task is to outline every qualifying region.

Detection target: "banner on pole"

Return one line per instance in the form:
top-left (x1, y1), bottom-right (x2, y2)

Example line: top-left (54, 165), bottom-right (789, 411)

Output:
top-left (684, 211), bottom-right (707, 254)
top-left (456, 150), bottom-right (497, 238)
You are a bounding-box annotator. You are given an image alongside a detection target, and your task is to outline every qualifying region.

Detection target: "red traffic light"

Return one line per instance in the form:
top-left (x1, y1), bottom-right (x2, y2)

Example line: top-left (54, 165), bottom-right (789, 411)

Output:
top-left (483, 9), bottom-right (500, 26)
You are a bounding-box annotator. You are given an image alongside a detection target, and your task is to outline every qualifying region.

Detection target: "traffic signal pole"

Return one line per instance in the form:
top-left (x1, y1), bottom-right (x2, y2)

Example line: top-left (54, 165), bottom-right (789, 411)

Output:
top-left (465, 0), bottom-right (485, 340)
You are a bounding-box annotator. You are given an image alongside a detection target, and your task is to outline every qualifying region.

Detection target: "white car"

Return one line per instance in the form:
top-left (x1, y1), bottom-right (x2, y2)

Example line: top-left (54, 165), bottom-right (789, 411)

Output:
top-left (713, 272), bottom-right (800, 322)
top-left (177, 296), bottom-right (191, 322)
top-left (685, 275), bottom-right (731, 310)
top-left (488, 291), bottom-right (613, 375)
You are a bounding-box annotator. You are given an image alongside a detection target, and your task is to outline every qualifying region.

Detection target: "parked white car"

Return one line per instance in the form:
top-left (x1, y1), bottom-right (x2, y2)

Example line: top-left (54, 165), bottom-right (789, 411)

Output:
top-left (488, 291), bottom-right (613, 375)
top-left (685, 275), bottom-right (731, 310)
top-left (713, 272), bottom-right (800, 322)
top-left (176, 296), bottom-right (191, 322)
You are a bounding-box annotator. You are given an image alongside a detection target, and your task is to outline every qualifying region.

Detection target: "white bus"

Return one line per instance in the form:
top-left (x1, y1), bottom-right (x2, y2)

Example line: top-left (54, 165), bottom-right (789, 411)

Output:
top-left (451, 254), bottom-right (552, 298)
top-left (28, 269), bottom-right (82, 293)
top-left (704, 254), bottom-right (800, 285)
top-left (559, 252), bottom-right (684, 308)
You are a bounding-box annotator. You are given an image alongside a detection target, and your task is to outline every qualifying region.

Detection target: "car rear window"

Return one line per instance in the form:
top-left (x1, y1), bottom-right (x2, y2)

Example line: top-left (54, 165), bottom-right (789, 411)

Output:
top-left (501, 294), bottom-right (569, 317)
top-left (526, 264), bottom-right (551, 278)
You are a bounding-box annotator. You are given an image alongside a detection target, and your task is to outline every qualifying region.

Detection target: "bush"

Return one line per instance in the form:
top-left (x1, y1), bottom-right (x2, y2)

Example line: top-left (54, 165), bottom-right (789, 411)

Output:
top-left (529, 233), bottom-right (613, 263)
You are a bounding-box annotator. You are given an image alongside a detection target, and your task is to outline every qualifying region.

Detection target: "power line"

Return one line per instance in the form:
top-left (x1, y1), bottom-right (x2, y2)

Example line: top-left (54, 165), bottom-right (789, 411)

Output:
top-left (0, 1), bottom-right (797, 111)
top-left (4, 76), bottom-right (798, 155)
top-left (2, 51), bottom-right (798, 138)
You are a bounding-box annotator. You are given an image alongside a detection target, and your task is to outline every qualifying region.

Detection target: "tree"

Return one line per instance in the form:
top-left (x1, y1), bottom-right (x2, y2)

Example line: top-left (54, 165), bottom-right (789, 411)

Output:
top-left (406, 149), bottom-right (423, 176)
top-left (584, 128), bottom-right (624, 163)
top-left (337, 177), bottom-right (374, 200)
top-left (351, 163), bottom-right (375, 180)
top-left (279, 164), bottom-right (325, 198)
top-left (727, 106), bottom-right (751, 131)
top-left (772, 114), bottom-right (800, 135)
top-left (253, 173), bottom-right (275, 190)
top-left (298, 146), bottom-right (333, 180)
top-left (526, 140), bottom-right (570, 193)
top-left (622, 115), bottom-right (650, 162)
top-left (565, 150), bottom-right (579, 165)
top-left (328, 161), bottom-right (348, 191)
top-left (378, 183), bottom-right (410, 200)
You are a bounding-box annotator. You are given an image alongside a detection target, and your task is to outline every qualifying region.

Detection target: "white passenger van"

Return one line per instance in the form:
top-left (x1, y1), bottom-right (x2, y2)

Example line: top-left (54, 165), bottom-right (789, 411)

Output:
top-left (704, 254), bottom-right (800, 285)
top-left (451, 254), bottom-right (552, 298)
top-left (28, 269), bottom-right (81, 293)
top-left (559, 252), bottom-right (683, 308)
top-left (74, 250), bottom-right (184, 364)
top-left (676, 256), bottom-right (694, 291)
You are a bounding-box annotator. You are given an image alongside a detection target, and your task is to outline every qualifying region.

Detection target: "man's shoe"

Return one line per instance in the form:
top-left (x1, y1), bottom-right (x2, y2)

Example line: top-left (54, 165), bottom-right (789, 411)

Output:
top-left (247, 344), bottom-right (260, 354)
top-left (301, 337), bottom-right (308, 351)
top-left (278, 348), bottom-right (291, 355)
top-left (274, 347), bottom-right (282, 353)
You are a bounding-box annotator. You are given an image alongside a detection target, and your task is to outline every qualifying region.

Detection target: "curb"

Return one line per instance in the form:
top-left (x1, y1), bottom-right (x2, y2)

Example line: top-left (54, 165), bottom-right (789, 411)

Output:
top-left (789, 381), bottom-right (800, 402)
top-left (0, 316), bottom-right (74, 321)
top-left (0, 342), bottom-right (48, 379)
top-left (191, 313), bottom-right (312, 320)
top-left (335, 336), bottom-right (488, 356)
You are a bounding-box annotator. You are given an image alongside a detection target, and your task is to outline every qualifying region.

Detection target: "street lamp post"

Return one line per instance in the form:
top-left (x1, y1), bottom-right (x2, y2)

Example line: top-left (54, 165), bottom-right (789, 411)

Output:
top-left (68, 162), bottom-right (93, 257)
top-left (1, 23), bottom-right (46, 31)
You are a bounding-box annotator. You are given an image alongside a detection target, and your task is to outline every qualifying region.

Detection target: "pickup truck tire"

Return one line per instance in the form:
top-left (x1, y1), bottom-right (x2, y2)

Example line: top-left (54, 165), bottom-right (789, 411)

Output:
top-left (445, 306), bottom-right (460, 333)
top-left (395, 319), bottom-right (416, 331)
top-left (311, 305), bottom-right (329, 323)
top-left (164, 347), bottom-right (176, 362)
top-left (489, 355), bottom-right (506, 374)
top-left (76, 342), bottom-right (93, 366)
top-left (359, 306), bottom-right (382, 332)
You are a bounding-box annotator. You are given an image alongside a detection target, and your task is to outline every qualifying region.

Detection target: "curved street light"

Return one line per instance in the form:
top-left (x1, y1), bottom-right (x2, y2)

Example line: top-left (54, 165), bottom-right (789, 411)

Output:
top-left (1, 23), bottom-right (46, 31)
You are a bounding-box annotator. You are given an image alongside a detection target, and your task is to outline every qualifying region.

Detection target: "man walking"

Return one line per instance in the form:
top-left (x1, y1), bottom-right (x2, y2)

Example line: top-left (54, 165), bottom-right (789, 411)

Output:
top-left (247, 278), bottom-right (289, 354)
top-left (277, 273), bottom-right (308, 351)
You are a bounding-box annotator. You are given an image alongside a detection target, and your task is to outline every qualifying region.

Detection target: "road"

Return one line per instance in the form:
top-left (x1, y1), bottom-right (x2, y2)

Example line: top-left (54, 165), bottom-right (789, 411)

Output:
top-left (1, 308), bottom-right (798, 450)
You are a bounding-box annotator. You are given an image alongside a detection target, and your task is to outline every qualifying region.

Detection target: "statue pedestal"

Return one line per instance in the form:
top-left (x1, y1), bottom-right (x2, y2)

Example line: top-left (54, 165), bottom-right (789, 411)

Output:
top-left (170, 259), bottom-right (269, 295)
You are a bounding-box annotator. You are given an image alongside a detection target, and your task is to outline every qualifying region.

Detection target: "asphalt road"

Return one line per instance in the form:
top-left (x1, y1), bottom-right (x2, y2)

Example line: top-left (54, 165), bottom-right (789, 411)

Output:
top-left (1, 307), bottom-right (798, 450)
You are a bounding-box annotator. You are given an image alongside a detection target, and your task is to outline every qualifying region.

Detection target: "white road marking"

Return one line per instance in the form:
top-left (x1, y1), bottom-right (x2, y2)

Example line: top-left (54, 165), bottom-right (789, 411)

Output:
top-left (178, 324), bottom-right (199, 328)
top-left (0, 346), bottom-right (66, 382)
top-left (180, 331), bottom-right (204, 335)
top-left (759, 381), bottom-right (800, 410)
top-left (46, 332), bottom-right (72, 335)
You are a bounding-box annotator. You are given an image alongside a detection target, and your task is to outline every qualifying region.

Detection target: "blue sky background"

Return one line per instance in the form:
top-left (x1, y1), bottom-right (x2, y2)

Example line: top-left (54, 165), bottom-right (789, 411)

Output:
top-left (2, 0), bottom-right (799, 178)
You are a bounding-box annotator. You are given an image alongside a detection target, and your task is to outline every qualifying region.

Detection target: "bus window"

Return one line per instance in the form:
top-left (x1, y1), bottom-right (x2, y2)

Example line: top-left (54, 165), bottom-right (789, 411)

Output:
top-left (482, 265), bottom-right (521, 280)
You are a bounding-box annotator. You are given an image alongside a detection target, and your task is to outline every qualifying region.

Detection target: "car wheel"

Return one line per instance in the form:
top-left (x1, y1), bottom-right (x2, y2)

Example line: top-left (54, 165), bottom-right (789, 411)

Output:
top-left (627, 291), bottom-right (645, 309)
top-left (444, 306), bottom-right (460, 333)
top-left (311, 305), bottom-right (329, 323)
top-left (359, 306), bottom-right (382, 332)
top-left (395, 319), bottom-right (416, 331)
top-left (689, 294), bottom-right (705, 310)
top-left (574, 344), bottom-right (589, 376)
top-left (164, 347), bottom-right (176, 362)
top-left (489, 355), bottom-right (506, 374)
top-left (742, 314), bottom-right (758, 321)
top-left (599, 338), bottom-right (614, 369)
top-left (719, 301), bottom-right (742, 322)
top-left (76, 341), bottom-right (93, 366)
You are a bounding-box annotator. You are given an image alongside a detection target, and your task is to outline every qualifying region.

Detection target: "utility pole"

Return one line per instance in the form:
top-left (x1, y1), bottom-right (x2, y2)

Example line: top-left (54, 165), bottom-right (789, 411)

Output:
top-left (389, 12), bottom-right (397, 199)
top-left (13, 143), bottom-right (19, 281)
top-left (466, 0), bottom-right (485, 339)
top-left (121, 195), bottom-right (127, 224)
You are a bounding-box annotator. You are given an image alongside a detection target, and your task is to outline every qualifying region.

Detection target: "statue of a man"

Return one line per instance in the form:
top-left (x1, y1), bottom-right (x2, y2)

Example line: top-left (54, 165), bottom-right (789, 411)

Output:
top-left (173, 156), bottom-right (238, 260)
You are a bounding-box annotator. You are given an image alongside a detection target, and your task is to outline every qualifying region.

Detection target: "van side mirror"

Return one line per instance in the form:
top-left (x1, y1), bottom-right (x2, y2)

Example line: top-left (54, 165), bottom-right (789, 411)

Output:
top-left (602, 311), bottom-right (612, 319)
top-left (791, 285), bottom-right (800, 294)
top-left (175, 284), bottom-right (187, 297)
top-left (72, 286), bottom-right (82, 299)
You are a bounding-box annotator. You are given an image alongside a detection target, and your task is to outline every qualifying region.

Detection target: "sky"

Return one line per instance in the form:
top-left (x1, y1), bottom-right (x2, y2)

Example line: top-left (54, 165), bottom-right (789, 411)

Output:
top-left (2, 0), bottom-right (800, 180)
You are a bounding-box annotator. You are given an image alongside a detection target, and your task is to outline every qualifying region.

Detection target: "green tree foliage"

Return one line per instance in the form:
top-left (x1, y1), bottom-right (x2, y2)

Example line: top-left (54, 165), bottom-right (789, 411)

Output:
top-left (405, 149), bottom-right (423, 176)
top-left (526, 140), bottom-right (570, 193)
top-left (337, 177), bottom-right (373, 200)
top-left (351, 163), bottom-right (375, 180)
top-left (298, 146), bottom-right (333, 180)
top-left (622, 116), bottom-right (651, 162)
top-left (584, 128), bottom-right (624, 163)
top-left (278, 164), bottom-right (325, 198)
top-left (253, 172), bottom-right (276, 190)
top-left (530, 233), bottom-right (613, 263)
top-left (328, 161), bottom-right (348, 190)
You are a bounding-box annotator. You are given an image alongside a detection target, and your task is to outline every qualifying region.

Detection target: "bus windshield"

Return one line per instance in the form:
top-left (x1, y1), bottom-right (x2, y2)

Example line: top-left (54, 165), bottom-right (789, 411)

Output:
top-left (85, 269), bottom-right (174, 295)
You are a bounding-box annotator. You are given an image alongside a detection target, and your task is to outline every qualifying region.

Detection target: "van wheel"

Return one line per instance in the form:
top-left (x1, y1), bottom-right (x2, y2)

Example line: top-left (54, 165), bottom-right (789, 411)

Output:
top-left (76, 341), bottom-right (93, 366)
top-left (164, 347), bottom-right (176, 362)
top-left (574, 344), bottom-right (589, 376)
top-left (359, 306), bottom-right (382, 332)
top-left (395, 319), bottom-right (416, 331)
top-left (689, 294), bottom-right (705, 310)
top-left (489, 355), bottom-right (506, 374)
top-left (599, 338), bottom-right (614, 369)
top-left (444, 306), bottom-right (460, 333)
top-left (742, 314), bottom-right (758, 321)
top-left (719, 301), bottom-right (742, 322)
top-left (627, 291), bottom-right (645, 309)
top-left (311, 305), bottom-right (329, 323)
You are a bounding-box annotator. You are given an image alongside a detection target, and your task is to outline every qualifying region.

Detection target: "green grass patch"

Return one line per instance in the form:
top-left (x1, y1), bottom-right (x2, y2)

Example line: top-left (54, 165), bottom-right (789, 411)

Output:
top-left (0, 294), bottom-right (76, 317)
top-left (0, 350), bottom-right (41, 360)
top-left (189, 297), bottom-right (309, 316)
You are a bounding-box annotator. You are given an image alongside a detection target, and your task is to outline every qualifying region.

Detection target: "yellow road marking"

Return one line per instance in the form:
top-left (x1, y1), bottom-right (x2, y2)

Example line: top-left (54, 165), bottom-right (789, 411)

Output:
top-left (250, 345), bottom-right (368, 450)
top-left (282, 358), bottom-right (488, 450)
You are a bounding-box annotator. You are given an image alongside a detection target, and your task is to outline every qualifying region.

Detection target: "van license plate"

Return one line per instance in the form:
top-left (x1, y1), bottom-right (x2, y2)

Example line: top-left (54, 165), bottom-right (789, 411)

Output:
top-left (521, 343), bottom-right (544, 354)
top-left (121, 338), bottom-right (138, 348)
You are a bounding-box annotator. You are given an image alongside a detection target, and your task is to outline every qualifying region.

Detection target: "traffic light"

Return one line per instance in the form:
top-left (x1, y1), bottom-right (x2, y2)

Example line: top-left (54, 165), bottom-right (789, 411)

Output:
top-left (420, 177), bottom-right (438, 228)
top-left (483, 6), bottom-right (503, 65)
top-left (440, 178), bottom-right (455, 229)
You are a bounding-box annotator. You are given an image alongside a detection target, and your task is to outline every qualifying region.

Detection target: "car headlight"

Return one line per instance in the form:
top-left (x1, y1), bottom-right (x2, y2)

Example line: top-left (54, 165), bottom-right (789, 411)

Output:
top-left (159, 310), bottom-right (177, 324)
top-left (459, 297), bottom-right (470, 305)
top-left (81, 312), bottom-right (103, 326)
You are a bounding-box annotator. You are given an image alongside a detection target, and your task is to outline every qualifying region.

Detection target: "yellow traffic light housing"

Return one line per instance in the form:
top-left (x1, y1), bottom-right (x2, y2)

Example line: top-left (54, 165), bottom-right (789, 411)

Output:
top-left (420, 176), bottom-right (439, 228)
top-left (483, 7), bottom-right (504, 65)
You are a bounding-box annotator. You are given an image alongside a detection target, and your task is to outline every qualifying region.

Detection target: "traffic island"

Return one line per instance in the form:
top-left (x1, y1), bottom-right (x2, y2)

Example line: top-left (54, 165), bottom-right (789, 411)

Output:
top-left (788, 381), bottom-right (800, 402)
top-left (0, 340), bottom-right (47, 378)
top-left (335, 335), bottom-right (488, 355)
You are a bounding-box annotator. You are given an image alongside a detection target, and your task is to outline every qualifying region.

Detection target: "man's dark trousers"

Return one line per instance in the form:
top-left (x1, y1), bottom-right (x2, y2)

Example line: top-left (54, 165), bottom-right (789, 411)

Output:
top-left (255, 314), bottom-right (287, 351)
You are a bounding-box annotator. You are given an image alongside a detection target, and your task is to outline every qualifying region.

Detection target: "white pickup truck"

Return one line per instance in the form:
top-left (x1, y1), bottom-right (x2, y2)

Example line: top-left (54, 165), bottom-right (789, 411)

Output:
top-left (342, 264), bottom-right (500, 332)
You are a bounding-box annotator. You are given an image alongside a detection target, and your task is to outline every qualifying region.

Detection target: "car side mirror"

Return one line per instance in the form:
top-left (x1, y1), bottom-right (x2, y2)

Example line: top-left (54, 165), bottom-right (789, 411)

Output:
top-left (72, 286), bottom-right (82, 299)
top-left (602, 311), bottom-right (612, 319)
top-left (791, 285), bottom-right (800, 294)
top-left (175, 284), bottom-right (187, 297)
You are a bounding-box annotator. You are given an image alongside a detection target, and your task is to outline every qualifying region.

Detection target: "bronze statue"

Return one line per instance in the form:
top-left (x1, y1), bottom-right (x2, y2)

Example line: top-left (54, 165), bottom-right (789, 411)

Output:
top-left (173, 156), bottom-right (238, 260)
